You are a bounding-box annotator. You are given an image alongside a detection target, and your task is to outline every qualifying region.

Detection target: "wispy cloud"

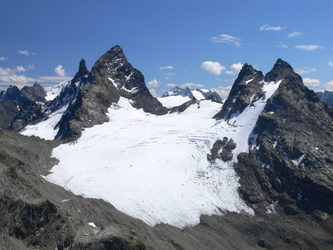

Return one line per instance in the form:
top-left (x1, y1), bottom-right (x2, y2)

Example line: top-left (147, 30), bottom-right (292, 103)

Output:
top-left (17, 50), bottom-right (34, 56)
top-left (166, 83), bottom-right (177, 87)
top-left (0, 56), bottom-right (8, 62)
top-left (303, 78), bottom-right (321, 87)
top-left (201, 61), bottom-right (225, 76)
top-left (181, 82), bottom-right (204, 88)
top-left (277, 44), bottom-right (288, 49)
top-left (296, 67), bottom-right (316, 74)
top-left (325, 80), bottom-right (333, 90)
top-left (211, 34), bottom-right (241, 48)
top-left (160, 65), bottom-right (174, 70)
top-left (260, 24), bottom-right (286, 31)
top-left (147, 79), bottom-right (160, 87)
top-left (328, 61), bottom-right (333, 67)
top-left (295, 45), bottom-right (322, 51)
top-left (288, 31), bottom-right (302, 38)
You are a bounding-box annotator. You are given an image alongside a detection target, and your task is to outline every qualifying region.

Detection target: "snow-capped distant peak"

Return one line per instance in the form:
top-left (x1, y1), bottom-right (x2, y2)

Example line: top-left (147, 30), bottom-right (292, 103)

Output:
top-left (45, 80), bottom-right (70, 101)
top-left (160, 86), bottom-right (222, 108)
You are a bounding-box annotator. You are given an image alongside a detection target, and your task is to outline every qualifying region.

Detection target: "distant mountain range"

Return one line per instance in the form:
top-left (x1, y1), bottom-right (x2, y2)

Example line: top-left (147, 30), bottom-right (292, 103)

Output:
top-left (316, 90), bottom-right (333, 106)
top-left (0, 46), bottom-right (332, 249)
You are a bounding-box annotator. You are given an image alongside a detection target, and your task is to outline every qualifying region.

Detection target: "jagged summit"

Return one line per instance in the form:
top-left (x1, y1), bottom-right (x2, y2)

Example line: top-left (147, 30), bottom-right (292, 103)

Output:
top-left (214, 63), bottom-right (264, 119)
top-left (55, 45), bottom-right (167, 140)
top-left (264, 58), bottom-right (295, 82)
top-left (21, 83), bottom-right (47, 103)
top-left (72, 59), bottom-right (89, 83)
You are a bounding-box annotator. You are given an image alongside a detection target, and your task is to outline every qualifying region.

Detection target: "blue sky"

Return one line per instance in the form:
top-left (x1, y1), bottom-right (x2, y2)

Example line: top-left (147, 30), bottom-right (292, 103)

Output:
top-left (1, 0), bottom-right (333, 97)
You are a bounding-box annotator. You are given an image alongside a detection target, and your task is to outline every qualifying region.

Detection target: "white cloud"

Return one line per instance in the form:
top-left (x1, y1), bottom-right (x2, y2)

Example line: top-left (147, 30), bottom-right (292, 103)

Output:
top-left (166, 83), bottom-right (177, 87)
top-left (231, 63), bottom-right (243, 73)
top-left (17, 50), bottom-right (34, 56)
top-left (328, 61), bottom-right (333, 67)
top-left (0, 57), bottom-right (8, 62)
top-left (0, 65), bottom-right (71, 85)
top-left (181, 82), bottom-right (204, 88)
top-left (55, 64), bottom-right (66, 76)
top-left (225, 63), bottom-right (243, 75)
top-left (147, 79), bottom-right (160, 87)
top-left (288, 31), bottom-right (302, 38)
top-left (303, 78), bottom-right (321, 87)
top-left (260, 24), bottom-right (286, 31)
top-left (277, 44), bottom-right (288, 49)
top-left (210, 85), bottom-right (232, 99)
top-left (211, 34), bottom-right (241, 48)
top-left (295, 45), bottom-right (322, 51)
top-left (149, 88), bottom-right (159, 97)
top-left (296, 67), bottom-right (316, 74)
top-left (325, 81), bottom-right (333, 90)
top-left (160, 65), bottom-right (174, 70)
top-left (201, 61), bottom-right (225, 76)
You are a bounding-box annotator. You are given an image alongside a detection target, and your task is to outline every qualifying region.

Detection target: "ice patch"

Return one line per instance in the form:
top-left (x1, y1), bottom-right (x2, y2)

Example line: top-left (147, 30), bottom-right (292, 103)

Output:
top-left (245, 78), bottom-right (254, 84)
top-left (88, 222), bottom-right (97, 228)
top-left (291, 154), bottom-right (305, 166)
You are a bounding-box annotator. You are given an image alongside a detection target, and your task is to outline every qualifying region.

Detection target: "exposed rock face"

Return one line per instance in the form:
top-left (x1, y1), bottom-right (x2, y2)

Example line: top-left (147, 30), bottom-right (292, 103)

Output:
top-left (55, 45), bottom-right (167, 140)
top-left (21, 83), bottom-right (47, 103)
top-left (213, 64), bottom-right (264, 119)
top-left (0, 86), bottom-right (38, 129)
top-left (229, 60), bottom-right (333, 217)
top-left (317, 90), bottom-right (333, 106)
top-left (207, 137), bottom-right (236, 162)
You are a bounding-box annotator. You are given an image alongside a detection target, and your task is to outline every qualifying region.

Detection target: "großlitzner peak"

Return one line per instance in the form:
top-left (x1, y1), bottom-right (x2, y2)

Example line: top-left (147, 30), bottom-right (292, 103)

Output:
top-left (55, 45), bottom-right (167, 140)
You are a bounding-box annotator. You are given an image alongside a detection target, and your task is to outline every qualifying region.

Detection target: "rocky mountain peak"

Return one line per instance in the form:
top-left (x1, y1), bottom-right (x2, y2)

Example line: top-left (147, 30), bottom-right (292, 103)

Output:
top-left (21, 83), bottom-right (47, 103)
top-left (264, 58), bottom-right (295, 82)
top-left (2, 85), bottom-right (29, 104)
top-left (72, 59), bottom-right (89, 83)
top-left (214, 64), bottom-right (264, 119)
top-left (55, 45), bottom-right (167, 140)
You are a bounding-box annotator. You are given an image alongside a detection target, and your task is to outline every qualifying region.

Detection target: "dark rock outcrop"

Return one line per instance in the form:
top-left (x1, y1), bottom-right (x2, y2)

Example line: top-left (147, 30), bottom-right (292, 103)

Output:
top-left (0, 86), bottom-right (37, 129)
top-left (214, 64), bottom-right (264, 119)
top-left (21, 83), bottom-right (47, 103)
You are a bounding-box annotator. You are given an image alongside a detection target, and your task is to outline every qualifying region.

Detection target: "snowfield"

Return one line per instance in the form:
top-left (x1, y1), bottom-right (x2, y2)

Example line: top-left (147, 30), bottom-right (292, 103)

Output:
top-left (158, 96), bottom-right (191, 108)
top-left (45, 80), bottom-right (281, 228)
top-left (21, 105), bottom-right (68, 140)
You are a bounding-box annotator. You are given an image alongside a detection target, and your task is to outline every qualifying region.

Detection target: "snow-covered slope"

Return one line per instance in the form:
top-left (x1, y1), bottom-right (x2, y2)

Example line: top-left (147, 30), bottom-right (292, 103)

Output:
top-left (45, 80), bottom-right (281, 228)
top-left (45, 81), bottom-right (70, 101)
top-left (21, 105), bottom-right (68, 140)
top-left (157, 95), bottom-right (191, 108)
